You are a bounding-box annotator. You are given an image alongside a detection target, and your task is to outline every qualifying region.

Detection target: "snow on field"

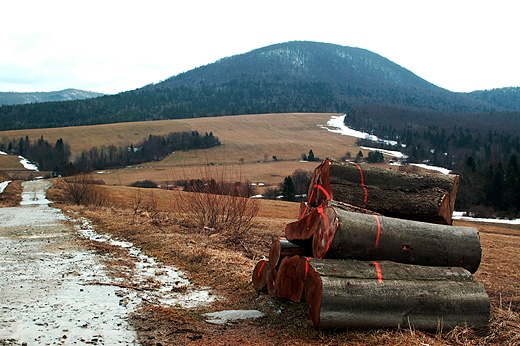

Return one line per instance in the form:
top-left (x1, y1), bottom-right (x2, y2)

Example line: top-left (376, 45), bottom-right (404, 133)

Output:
top-left (452, 211), bottom-right (520, 225)
top-left (410, 163), bottom-right (451, 174)
top-left (0, 150), bottom-right (7, 155)
top-left (18, 156), bottom-right (39, 171)
top-left (321, 115), bottom-right (456, 174)
top-left (319, 114), bottom-right (399, 146)
top-left (0, 180), bottom-right (12, 194)
top-left (360, 146), bottom-right (407, 159)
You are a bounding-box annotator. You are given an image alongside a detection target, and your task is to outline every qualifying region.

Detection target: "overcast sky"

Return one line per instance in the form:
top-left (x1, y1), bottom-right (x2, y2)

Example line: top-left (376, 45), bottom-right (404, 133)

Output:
top-left (1, 0), bottom-right (518, 95)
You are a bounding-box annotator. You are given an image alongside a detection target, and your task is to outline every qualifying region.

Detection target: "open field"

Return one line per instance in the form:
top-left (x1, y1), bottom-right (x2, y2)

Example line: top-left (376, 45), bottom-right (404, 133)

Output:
top-left (0, 112), bottom-right (357, 160)
top-left (1, 112), bottom-right (372, 188)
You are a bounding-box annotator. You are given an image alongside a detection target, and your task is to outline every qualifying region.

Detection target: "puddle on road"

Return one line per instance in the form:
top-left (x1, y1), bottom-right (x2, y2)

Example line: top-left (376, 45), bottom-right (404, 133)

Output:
top-left (69, 215), bottom-right (216, 309)
top-left (0, 180), bottom-right (215, 345)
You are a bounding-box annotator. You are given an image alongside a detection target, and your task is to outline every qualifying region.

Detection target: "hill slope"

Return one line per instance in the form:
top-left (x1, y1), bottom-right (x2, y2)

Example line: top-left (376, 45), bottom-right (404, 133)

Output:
top-left (467, 87), bottom-right (520, 111)
top-left (0, 41), bottom-right (515, 131)
top-left (0, 88), bottom-right (104, 106)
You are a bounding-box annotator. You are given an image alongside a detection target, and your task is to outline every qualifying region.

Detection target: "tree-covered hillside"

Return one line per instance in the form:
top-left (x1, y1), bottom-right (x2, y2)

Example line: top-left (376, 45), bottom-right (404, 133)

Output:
top-left (0, 41), bottom-right (513, 131)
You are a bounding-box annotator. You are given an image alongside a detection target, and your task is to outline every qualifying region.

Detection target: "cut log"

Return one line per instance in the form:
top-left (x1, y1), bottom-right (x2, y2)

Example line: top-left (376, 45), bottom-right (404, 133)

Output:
top-left (287, 202), bottom-right (482, 273)
top-left (298, 200), bottom-right (380, 220)
top-left (307, 158), bottom-right (460, 224)
top-left (300, 258), bottom-right (490, 330)
top-left (275, 256), bottom-right (304, 302)
top-left (266, 267), bottom-right (277, 296)
top-left (252, 259), bottom-right (270, 291)
top-left (269, 237), bottom-right (311, 269)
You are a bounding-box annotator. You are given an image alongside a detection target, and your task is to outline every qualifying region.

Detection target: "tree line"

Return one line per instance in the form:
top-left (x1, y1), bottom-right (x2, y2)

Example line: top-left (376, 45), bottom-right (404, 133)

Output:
top-left (0, 131), bottom-right (220, 176)
top-left (345, 105), bottom-right (520, 218)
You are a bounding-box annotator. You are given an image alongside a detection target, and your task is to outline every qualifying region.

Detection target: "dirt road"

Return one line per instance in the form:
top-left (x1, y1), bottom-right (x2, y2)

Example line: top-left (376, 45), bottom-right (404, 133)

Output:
top-left (0, 180), bottom-right (139, 345)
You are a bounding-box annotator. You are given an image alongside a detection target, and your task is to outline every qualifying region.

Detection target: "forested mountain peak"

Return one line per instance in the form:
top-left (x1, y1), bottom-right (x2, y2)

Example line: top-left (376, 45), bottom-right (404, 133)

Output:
top-left (0, 41), bottom-right (516, 131)
top-left (156, 41), bottom-right (439, 92)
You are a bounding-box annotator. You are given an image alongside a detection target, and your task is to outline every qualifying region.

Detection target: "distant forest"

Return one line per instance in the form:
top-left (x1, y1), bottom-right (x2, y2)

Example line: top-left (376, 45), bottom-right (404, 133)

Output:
top-left (0, 130), bottom-right (220, 175)
top-left (347, 105), bottom-right (520, 218)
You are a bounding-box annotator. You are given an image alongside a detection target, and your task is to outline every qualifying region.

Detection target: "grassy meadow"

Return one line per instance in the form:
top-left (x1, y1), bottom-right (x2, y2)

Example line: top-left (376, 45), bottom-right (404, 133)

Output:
top-left (1, 113), bottom-right (366, 187)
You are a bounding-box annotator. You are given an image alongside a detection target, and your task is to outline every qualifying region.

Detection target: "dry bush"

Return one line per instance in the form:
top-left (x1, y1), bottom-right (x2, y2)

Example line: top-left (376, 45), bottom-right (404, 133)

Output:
top-left (170, 164), bottom-right (260, 237)
top-left (60, 173), bottom-right (111, 207)
top-left (173, 188), bottom-right (259, 235)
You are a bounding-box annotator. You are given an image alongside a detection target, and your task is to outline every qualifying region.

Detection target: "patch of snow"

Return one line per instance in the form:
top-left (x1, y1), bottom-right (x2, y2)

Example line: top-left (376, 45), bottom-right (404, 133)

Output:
top-left (203, 310), bottom-right (265, 325)
top-left (360, 146), bottom-right (408, 159)
top-left (410, 163), bottom-right (452, 175)
top-left (320, 114), bottom-right (400, 146)
top-left (18, 156), bottom-right (39, 171)
top-left (0, 180), bottom-right (11, 194)
top-left (452, 211), bottom-right (520, 225)
top-left (70, 216), bottom-right (216, 308)
top-left (0, 150), bottom-right (7, 155)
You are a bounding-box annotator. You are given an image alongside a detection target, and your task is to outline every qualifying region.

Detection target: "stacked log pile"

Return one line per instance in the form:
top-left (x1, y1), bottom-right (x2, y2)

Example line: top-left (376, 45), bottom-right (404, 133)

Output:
top-left (252, 159), bottom-right (490, 331)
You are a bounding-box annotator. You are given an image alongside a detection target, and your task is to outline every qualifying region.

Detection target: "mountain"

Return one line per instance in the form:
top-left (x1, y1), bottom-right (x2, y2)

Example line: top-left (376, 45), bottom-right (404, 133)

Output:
top-left (0, 88), bottom-right (104, 106)
top-left (467, 87), bottom-right (520, 112)
top-left (0, 41), bottom-right (517, 131)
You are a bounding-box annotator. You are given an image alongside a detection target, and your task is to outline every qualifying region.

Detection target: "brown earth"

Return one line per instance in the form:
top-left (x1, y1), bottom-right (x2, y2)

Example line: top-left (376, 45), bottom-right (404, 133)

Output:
top-left (44, 183), bottom-right (520, 346)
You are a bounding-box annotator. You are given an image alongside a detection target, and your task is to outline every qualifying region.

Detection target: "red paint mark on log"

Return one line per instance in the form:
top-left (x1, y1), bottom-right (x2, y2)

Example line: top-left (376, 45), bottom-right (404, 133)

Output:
top-left (257, 260), bottom-right (265, 278)
top-left (317, 205), bottom-right (332, 254)
top-left (373, 214), bottom-right (381, 252)
top-left (371, 261), bottom-right (383, 284)
top-left (352, 162), bottom-right (369, 210)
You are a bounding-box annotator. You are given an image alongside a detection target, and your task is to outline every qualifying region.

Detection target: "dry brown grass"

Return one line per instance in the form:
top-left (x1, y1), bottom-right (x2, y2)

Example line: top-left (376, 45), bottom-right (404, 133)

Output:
top-left (0, 154), bottom-right (25, 170)
top-left (0, 113), bottom-right (352, 159)
top-left (46, 182), bottom-right (520, 346)
top-left (0, 179), bottom-right (22, 207)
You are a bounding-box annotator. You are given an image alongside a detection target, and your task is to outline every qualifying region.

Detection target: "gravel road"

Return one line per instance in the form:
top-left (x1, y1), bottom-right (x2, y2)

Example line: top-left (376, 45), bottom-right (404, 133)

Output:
top-left (0, 180), bottom-right (139, 345)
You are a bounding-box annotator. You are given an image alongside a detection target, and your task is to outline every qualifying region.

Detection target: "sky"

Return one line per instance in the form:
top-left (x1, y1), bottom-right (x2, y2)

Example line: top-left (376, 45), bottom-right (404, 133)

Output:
top-left (1, 0), bottom-right (519, 95)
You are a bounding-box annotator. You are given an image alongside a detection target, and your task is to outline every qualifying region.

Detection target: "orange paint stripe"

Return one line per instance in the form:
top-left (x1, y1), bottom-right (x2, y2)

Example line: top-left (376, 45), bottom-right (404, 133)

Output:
top-left (314, 183), bottom-right (331, 201)
top-left (317, 205), bottom-right (333, 254)
top-left (372, 214), bottom-right (381, 251)
top-left (353, 163), bottom-right (369, 210)
top-left (256, 261), bottom-right (266, 279)
top-left (371, 261), bottom-right (383, 284)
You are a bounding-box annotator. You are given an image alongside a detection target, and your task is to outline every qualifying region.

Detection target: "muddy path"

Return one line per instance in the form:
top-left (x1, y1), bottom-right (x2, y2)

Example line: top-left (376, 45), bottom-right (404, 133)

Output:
top-left (0, 180), bottom-right (140, 345)
top-left (0, 180), bottom-right (215, 345)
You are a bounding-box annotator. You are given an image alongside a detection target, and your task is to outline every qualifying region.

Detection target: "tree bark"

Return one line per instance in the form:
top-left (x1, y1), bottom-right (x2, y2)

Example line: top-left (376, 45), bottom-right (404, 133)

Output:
top-left (300, 258), bottom-right (490, 330)
top-left (287, 202), bottom-right (482, 273)
top-left (307, 159), bottom-right (460, 224)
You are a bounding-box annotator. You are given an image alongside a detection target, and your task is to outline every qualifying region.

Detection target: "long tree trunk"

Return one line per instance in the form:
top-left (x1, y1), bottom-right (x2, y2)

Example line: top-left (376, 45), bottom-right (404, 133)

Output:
top-left (299, 257), bottom-right (490, 330)
top-left (307, 159), bottom-right (459, 224)
top-left (286, 201), bottom-right (482, 273)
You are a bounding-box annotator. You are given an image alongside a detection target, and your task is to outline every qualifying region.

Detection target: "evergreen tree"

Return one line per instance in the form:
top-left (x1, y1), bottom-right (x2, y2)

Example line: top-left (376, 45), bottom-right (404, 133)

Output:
top-left (281, 176), bottom-right (296, 201)
top-left (308, 149), bottom-right (315, 161)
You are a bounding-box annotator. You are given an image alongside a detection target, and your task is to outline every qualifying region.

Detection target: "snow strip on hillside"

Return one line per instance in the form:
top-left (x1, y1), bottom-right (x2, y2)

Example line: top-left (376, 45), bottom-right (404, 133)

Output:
top-left (319, 114), bottom-right (399, 146)
top-left (0, 180), bottom-right (11, 194)
top-left (452, 211), bottom-right (520, 225)
top-left (18, 156), bottom-right (39, 171)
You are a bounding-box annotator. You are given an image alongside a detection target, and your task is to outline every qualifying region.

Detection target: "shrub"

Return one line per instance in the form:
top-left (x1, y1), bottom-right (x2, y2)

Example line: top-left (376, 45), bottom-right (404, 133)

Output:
top-left (131, 180), bottom-right (159, 188)
top-left (61, 174), bottom-right (110, 207)
top-left (171, 165), bottom-right (259, 236)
